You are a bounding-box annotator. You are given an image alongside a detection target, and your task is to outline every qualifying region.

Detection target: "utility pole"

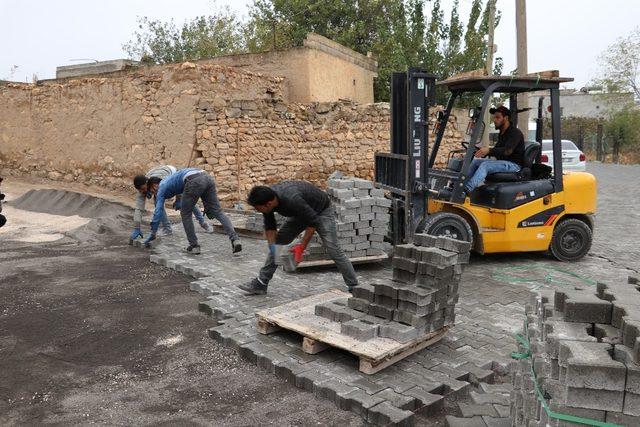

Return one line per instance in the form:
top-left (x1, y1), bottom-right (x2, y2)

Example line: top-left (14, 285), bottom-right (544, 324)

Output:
top-left (272, 18), bottom-right (277, 49)
top-left (481, 0), bottom-right (496, 147)
top-left (516, 0), bottom-right (528, 130)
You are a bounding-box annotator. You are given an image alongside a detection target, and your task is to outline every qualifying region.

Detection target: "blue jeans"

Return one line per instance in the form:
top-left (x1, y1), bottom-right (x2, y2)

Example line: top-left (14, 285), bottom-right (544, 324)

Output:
top-left (181, 173), bottom-right (238, 247)
top-left (464, 159), bottom-right (520, 192)
top-left (158, 204), bottom-right (205, 231)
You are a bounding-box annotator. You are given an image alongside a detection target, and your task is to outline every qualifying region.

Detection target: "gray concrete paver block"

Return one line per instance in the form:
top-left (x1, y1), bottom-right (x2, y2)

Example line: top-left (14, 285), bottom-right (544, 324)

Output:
top-left (445, 415), bottom-right (487, 427)
top-left (340, 319), bottom-right (380, 341)
top-left (470, 391), bottom-right (510, 406)
top-left (367, 401), bottom-right (414, 426)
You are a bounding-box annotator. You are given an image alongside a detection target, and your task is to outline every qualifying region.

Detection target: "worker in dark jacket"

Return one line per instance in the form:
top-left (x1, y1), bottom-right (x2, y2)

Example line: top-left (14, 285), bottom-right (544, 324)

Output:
top-left (239, 181), bottom-right (359, 295)
top-left (464, 106), bottom-right (525, 192)
top-left (440, 106), bottom-right (525, 199)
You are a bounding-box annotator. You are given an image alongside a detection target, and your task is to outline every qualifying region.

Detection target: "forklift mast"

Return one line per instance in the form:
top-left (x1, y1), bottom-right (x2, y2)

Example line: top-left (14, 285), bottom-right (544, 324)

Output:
top-left (374, 68), bottom-right (437, 245)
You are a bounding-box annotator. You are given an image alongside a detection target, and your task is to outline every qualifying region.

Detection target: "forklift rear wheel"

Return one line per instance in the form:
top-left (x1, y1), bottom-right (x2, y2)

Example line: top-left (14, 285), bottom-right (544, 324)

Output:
top-left (550, 218), bottom-right (592, 262)
top-left (418, 212), bottom-right (473, 244)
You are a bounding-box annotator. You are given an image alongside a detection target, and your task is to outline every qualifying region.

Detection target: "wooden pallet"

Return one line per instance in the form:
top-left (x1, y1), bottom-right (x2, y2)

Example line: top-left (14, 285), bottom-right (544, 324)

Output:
top-left (282, 253), bottom-right (388, 272)
top-left (256, 289), bottom-right (448, 374)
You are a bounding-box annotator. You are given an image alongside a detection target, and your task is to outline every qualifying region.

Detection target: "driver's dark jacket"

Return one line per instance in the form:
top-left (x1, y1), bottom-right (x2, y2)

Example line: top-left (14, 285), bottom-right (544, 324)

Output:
top-left (488, 124), bottom-right (525, 167)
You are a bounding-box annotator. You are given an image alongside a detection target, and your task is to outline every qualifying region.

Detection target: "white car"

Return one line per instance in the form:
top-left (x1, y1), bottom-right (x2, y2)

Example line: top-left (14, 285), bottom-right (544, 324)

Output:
top-left (540, 139), bottom-right (586, 172)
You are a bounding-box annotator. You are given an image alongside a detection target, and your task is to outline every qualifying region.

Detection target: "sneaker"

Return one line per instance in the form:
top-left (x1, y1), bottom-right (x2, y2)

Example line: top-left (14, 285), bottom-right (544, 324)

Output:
top-left (157, 228), bottom-right (173, 237)
top-left (185, 244), bottom-right (201, 255)
top-left (201, 222), bottom-right (214, 233)
top-left (232, 239), bottom-right (242, 254)
top-left (238, 278), bottom-right (267, 295)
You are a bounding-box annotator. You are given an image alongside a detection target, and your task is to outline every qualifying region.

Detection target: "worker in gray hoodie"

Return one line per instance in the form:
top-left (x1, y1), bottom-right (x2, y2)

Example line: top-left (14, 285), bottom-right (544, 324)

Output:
top-left (129, 165), bottom-right (212, 242)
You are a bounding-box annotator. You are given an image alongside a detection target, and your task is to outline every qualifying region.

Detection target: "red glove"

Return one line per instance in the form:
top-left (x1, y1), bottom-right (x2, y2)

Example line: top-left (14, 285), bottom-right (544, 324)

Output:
top-left (290, 244), bottom-right (305, 264)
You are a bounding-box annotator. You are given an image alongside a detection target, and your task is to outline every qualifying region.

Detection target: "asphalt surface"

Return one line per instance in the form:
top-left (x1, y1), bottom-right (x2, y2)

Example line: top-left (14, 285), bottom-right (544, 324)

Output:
top-left (0, 233), bottom-right (362, 425)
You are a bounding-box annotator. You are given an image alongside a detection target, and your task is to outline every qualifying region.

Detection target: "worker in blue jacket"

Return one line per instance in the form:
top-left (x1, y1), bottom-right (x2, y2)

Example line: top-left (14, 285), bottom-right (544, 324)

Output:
top-left (143, 168), bottom-right (241, 255)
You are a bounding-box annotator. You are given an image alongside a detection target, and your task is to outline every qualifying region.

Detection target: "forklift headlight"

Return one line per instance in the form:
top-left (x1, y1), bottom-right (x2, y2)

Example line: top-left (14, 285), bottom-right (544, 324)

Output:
top-left (468, 108), bottom-right (475, 118)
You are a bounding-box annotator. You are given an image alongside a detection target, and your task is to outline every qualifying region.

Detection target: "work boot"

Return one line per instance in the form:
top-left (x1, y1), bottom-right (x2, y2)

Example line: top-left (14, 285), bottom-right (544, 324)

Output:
top-left (232, 239), bottom-right (242, 254)
top-left (185, 244), bottom-right (201, 255)
top-left (238, 278), bottom-right (267, 295)
top-left (200, 222), bottom-right (214, 233)
top-left (437, 186), bottom-right (454, 200)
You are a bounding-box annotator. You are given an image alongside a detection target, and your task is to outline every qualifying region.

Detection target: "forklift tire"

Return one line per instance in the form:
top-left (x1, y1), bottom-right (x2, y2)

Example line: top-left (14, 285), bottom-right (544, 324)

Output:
top-left (419, 212), bottom-right (473, 244)
top-left (550, 218), bottom-right (592, 262)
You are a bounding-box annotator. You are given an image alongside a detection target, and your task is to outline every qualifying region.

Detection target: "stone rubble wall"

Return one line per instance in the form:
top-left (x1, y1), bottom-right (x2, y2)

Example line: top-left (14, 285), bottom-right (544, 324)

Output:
top-left (194, 99), bottom-right (464, 205)
top-left (0, 62), bottom-right (285, 190)
top-left (0, 61), bottom-right (464, 207)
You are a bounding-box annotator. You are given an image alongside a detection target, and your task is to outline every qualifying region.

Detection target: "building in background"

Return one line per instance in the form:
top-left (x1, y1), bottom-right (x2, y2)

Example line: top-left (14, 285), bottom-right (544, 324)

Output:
top-left (526, 88), bottom-right (636, 141)
top-left (53, 33), bottom-right (378, 104)
top-left (528, 88), bottom-right (635, 120)
top-left (56, 59), bottom-right (139, 79)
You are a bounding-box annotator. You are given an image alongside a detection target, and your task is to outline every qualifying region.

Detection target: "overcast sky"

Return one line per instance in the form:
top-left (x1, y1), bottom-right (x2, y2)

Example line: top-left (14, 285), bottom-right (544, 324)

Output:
top-left (1, 0), bottom-right (638, 89)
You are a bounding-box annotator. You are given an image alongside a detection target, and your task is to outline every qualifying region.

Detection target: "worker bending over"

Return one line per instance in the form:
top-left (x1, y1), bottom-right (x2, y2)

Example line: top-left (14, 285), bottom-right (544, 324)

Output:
top-left (130, 165), bottom-right (212, 243)
top-left (239, 180), bottom-right (359, 295)
top-left (144, 168), bottom-right (241, 255)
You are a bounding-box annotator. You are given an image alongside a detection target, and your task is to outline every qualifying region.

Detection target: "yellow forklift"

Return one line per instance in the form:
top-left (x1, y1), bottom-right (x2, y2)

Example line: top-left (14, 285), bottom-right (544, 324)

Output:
top-left (374, 69), bottom-right (596, 261)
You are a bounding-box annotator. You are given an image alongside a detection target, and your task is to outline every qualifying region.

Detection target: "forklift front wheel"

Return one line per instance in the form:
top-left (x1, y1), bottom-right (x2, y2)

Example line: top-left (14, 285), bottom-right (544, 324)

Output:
top-left (550, 218), bottom-right (592, 262)
top-left (418, 212), bottom-right (473, 245)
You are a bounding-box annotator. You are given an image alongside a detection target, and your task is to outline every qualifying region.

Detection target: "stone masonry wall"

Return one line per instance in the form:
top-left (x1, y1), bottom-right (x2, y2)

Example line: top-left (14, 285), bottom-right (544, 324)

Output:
top-left (193, 100), bottom-right (463, 204)
top-left (0, 61), bottom-right (463, 207)
top-left (0, 62), bottom-right (285, 189)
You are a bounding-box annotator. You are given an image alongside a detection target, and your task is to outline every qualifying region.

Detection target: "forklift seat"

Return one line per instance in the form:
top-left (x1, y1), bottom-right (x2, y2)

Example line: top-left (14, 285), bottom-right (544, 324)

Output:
top-left (470, 178), bottom-right (555, 209)
top-left (485, 141), bottom-right (541, 183)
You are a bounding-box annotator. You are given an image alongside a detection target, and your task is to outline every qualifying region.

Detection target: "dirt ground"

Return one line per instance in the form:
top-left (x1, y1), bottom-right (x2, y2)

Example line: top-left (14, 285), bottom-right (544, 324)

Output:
top-left (0, 183), bottom-right (362, 426)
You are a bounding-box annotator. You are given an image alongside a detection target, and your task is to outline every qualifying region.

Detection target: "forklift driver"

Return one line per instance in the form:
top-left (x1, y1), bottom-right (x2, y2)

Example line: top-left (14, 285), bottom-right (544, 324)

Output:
top-left (441, 105), bottom-right (525, 198)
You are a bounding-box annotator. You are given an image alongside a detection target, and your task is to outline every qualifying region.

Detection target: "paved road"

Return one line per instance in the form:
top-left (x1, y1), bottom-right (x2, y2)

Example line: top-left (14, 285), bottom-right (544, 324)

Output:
top-left (588, 162), bottom-right (640, 273)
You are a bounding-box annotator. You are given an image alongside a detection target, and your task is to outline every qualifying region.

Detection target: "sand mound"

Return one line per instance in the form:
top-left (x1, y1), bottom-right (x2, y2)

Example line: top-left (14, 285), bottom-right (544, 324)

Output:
top-left (6, 189), bottom-right (133, 243)
top-left (10, 189), bottom-right (131, 219)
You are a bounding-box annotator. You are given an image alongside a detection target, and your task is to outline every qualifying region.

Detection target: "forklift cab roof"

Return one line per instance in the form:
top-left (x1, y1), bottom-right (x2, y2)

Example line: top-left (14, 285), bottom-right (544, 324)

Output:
top-left (437, 75), bottom-right (574, 93)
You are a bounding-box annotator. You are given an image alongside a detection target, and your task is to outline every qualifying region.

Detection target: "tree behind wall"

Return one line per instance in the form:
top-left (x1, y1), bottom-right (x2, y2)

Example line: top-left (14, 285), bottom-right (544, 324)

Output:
top-left (594, 27), bottom-right (640, 101)
top-left (123, 0), bottom-right (502, 102)
top-left (123, 7), bottom-right (247, 63)
top-left (247, 0), bottom-right (503, 102)
top-left (605, 106), bottom-right (640, 163)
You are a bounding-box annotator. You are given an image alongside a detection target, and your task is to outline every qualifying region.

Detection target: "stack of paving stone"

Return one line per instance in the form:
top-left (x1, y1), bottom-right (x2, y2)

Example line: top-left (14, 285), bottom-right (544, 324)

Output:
top-left (314, 234), bottom-right (470, 343)
top-left (302, 176), bottom-right (391, 261)
top-left (509, 275), bottom-right (640, 426)
top-left (244, 212), bottom-right (285, 233)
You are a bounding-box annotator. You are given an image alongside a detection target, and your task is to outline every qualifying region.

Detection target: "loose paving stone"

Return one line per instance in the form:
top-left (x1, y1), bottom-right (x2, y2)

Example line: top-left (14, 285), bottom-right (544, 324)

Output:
top-left (445, 415), bottom-right (487, 427)
top-left (458, 403), bottom-right (499, 417)
top-left (373, 387), bottom-right (416, 410)
top-left (481, 417), bottom-right (511, 427)
top-left (470, 391), bottom-right (510, 406)
top-left (492, 405), bottom-right (510, 418)
top-left (340, 318), bottom-right (379, 341)
top-left (367, 401), bottom-right (414, 426)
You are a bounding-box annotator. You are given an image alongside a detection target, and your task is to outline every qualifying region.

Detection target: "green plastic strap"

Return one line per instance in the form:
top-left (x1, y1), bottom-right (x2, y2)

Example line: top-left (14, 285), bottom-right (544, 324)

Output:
top-left (512, 326), bottom-right (621, 426)
top-left (515, 333), bottom-right (530, 350)
top-left (529, 364), bottom-right (620, 427)
top-left (493, 264), bottom-right (597, 288)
